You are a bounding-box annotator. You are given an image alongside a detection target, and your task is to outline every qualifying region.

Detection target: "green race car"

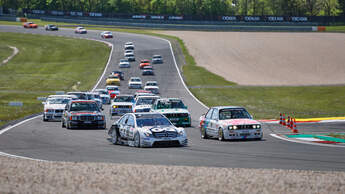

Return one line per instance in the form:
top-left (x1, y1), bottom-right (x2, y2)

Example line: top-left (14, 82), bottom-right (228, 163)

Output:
top-left (151, 98), bottom-right (191, 127)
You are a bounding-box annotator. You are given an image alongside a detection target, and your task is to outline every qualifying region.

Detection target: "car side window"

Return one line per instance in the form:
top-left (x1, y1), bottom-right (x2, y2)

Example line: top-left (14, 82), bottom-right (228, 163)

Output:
top-left (119, 115), bottom-right (128, 125)
top-left (205, 109), bottom-right (214, 119)
top-left (211, 109), bottom-right (219, 120)
top-left (127, 116), bottom-right (134, 127)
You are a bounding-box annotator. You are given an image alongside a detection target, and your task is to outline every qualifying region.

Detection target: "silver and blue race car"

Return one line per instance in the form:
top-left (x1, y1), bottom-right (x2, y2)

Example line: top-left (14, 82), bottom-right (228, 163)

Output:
top-left (108, 113), bottom-right (188, 147)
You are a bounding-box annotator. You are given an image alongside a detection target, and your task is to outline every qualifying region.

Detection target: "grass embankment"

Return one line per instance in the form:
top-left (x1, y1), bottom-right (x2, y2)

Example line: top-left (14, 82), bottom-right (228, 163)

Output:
top-left (1, 19), bottom-right (344, 119)
top-left (326, 25), bottom-right (345, 32)
top-left (0, 45), bottom-right (13, 62)
top-left (0, 32), bottom-right (110, 127)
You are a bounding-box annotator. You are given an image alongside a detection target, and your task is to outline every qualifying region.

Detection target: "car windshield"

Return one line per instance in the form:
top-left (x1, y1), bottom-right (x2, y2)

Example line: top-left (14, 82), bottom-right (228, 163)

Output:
top-left (70, 102), bottom-right (99, 112)
top-left (94, 94), bottom-right (100, 99)
top-left (146, 82), bottom-right (157, 86)
top-left (153, 56), bottom-right (161, 59)
top-left (98, 91), bottom-right (108, 95)
top-left (120, 59), bottom-right (128, 62)
top-left (136, 98), bottom-right (156, 105)
top-left (68, 93), bottom-right (86, 100)
top-left (47, 98), bottom-right (70, 104)
top-left (114, 96), bottom-right (134, 102)
top-left (131, 78), bottom-right (141, 82)
top-left (136, 117), bottom-right (171, 127)
top-left (219, 109), bottom-right (251, 120)
top-left (107, 87), bottom-right (118, 90)
top-left (157, 100), bottom-right (185, 109)
top-left (109, 75), bottom-right (119, 79)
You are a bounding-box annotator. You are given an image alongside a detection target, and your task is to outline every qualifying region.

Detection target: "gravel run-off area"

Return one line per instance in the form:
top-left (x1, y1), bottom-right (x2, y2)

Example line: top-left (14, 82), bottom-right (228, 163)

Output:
top-left (160, 31), bottom-right (345, 86)
top-left (0, 156), bottom-right (344, 193)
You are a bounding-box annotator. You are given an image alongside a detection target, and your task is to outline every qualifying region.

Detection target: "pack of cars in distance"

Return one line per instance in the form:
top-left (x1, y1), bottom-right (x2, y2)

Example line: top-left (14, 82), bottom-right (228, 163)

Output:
top-left (39, 38), bottom-right (262, 148)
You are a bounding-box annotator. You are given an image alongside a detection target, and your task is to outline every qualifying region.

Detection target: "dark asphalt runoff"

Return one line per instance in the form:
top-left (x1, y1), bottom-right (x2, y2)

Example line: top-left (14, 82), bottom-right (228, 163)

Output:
top-left (0, 25), bottom-right (345, 171)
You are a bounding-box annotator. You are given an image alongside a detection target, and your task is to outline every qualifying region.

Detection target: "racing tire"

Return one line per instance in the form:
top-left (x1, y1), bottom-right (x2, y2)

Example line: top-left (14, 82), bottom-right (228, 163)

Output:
top-left (43, 116), bottom-right (48, 122)
top-left (61, 120), bottom-right (66, 128)
top-left (201, 128), bottom-right (208, 139)
top-left (218, 128), bottom-right (225, 141)
top-left (134, 132), bottom-right (141, 148)
top-left (111, 130), bottom-right (118, 145)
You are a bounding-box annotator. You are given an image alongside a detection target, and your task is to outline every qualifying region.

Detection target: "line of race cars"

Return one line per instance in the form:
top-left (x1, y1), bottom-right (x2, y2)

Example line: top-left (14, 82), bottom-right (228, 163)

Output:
top-left (40, 34), bottom-right (263, 148)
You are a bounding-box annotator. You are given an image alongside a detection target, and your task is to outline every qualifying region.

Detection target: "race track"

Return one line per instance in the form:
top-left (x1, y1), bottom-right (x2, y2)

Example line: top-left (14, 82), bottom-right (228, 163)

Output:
top-left (0, 25), bottom-right (345, 171)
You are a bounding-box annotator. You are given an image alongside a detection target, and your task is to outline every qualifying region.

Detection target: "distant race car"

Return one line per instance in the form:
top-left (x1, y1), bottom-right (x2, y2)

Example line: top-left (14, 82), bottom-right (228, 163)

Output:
top-left (106, 74), bottom-right (121, 86)
top-left (199, 106), bottom-right (263, 141)
top-left (125, 42), bottom-right (134, 46)
top-left (108, 113), bottom-right (188, 147)
top-left (45, 24), bottom-right (58, 31)
top-left (132, 95), bottom-right (160, 113)
top-left (75, 27), bottom-right (87, 34)
top-left (124, 50), bottom-right (134, 56)
top-left (111, 71), bottom-right (124, 80)
top-left (151, 98), bottom-right (191, 127)
top-left (139, 59), bottom-right (151, 69)
top-left (42, 95), bottom-right (77, 121)
top-left (94, 89), bottom-right (111, 104)
top-left (110, 95), bottom-right (135, 116)
top-left (106, 85), bottom-right (120, 98)
top-left (124, 44), bottom-right (134, 50)
top-left (61, 100), bottom-right (106, 129)
top-left (23, 22), bottom-right (38, 28)
top-left (118, 59), bottom-right (130, 68)
top-left (152, 55), bottom-right (163, 64)
top-left (101, 31), bottom-right (113, 38)
top-left (125, 53), bottom-right (135, 62)
top-left (142, 66), bottom-right (154, 76)
top-left (128, 77), bottom-right (142, 89)
top-left (144, 83), bottom-right (159, 94)
top-left (134, 90), bottom-right (155, 99)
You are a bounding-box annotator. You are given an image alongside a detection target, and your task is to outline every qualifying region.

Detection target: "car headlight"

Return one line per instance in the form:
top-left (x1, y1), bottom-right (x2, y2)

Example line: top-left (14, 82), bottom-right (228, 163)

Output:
top-left (177, 130), bottom-right (185, 136)
top-left (112, 105), bottom-right (118, 109)
top-left (228, 126), bottom-right (233, 130)
top-left (97, 116), bottom-right (104, 120)
top-left (144, 132), bottom-right (153, 137)
top-left (45, 109), bottom-right (54, 113)
top-left (233, 125), bottom-right (238, 130)
top-left (70, 116), bottom-right (78, 121)
top-left (256, 124), bottom-right (261, 129)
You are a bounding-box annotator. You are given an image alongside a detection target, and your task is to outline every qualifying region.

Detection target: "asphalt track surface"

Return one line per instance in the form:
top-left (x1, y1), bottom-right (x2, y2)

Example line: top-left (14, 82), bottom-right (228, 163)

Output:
top-left (0, 25), bottom-right (345, 171)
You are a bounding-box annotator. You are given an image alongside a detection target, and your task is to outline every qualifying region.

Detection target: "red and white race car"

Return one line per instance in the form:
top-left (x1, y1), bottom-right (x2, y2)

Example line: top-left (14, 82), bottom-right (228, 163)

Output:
top-left (199, 106), bottom-right (263, 141)
top-left (101, 31), bottom-right (113, 38)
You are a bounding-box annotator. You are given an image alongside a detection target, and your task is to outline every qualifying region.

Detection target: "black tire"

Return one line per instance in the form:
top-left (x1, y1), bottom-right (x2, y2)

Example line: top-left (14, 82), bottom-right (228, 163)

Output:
top-left (218, 128), bottom-right (225, 141)
top-left (201, 128), bottom-right (208, 139)
top-left (61, 120), bottom-right (66, 128)
top-left (43, 116), bottom-right (48, 122)
top-left (111, 129), bottom-right (118, 145)
top-left (134, 132), bottom-right (141, 148)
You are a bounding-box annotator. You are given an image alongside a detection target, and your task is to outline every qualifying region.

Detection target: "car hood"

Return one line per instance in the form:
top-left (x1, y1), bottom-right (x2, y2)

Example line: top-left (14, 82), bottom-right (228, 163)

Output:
top-left (219, 119), bottom-right (260, 126)
top-left (111, 102), bottom-right (133, 106)
top-left (44, 104), bottom-right (66, 110)
top-left (70, 111), bottom-right (102, 116)
top-left (139, 126), bottom-right (182, 133)
top-left (154, 109), bottom-right (189, 114)
top-left (134, 105), bottom-right (151, 109)
top-left (107, 78), bottom-right (120, 81)
top-left (100, 94), bottom-right (110, 98)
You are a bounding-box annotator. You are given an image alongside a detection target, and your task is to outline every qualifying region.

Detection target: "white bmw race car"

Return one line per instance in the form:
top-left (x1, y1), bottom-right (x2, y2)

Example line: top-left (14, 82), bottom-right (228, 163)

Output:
top-left (108, 113), bottom-right (188, 147)
top-left (42, 95), bottom-right (77, 121)
top-left (199, 106), bottom-right (263, 141)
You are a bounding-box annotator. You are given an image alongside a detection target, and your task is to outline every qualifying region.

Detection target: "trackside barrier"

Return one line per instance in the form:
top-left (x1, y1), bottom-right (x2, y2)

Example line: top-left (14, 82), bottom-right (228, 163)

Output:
top-left (279, 113), bottom-right (299, 133)
top-left (312, 26), bottom-right (326, 32)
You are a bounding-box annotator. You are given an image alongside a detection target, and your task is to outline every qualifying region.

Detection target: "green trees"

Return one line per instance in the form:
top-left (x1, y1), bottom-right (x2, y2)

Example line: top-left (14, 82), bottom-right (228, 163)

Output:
top-left (0, 0), bottom-right (344, 16)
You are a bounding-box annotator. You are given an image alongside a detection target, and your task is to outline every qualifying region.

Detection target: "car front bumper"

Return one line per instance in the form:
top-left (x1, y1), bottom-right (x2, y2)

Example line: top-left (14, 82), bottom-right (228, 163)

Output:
top-left (69, 120), bottom-right (106, 129)
top-left (111, 108), bottom-right (132, 116)
top-left (224, 130), bottom-right (263, 140)
top-left (44, 113), bottom-right (63, 121)
top-left (140, 136), bottom-right (188, 147)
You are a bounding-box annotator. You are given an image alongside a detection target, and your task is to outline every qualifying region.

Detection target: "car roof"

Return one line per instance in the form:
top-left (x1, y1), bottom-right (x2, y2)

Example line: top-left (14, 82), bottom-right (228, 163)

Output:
top-left (134, 112), bottom-right (164, 118)
top-left (70, 100), bottom-right (96, 103)
top-left (130, 77), bottom-right (141, 79)
top-left (137, 95), bottom-right (160, 99)
top-left (48, 95), bottom-right (76, 98)
top-left (213, 106), bottom-right (245, 110)
top-left (116, 94), bottom-right (134, 97)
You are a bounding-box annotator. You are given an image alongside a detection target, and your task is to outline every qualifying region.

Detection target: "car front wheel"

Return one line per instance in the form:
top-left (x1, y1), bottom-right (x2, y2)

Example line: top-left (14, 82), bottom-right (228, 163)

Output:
top-left (134, 132), bottom-right (141, 148)
top-left (218, 128), bottom-right (225, 141)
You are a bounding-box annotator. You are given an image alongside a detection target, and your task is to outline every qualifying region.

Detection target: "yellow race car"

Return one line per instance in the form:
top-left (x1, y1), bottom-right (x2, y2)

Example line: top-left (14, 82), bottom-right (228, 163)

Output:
top-left (106, 75), bottom-right (120, 86)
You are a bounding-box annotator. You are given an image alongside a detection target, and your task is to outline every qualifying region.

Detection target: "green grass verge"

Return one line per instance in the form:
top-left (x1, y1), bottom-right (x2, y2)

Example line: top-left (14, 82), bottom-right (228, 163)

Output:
top-left (326, 26), bottom-right (345, 33)
top-left (0, 32), bottom-right (110, 127)
top-left (0, 45), bottom-right (13, 62)
top-left (1, 19), bottom-right (344, 119)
